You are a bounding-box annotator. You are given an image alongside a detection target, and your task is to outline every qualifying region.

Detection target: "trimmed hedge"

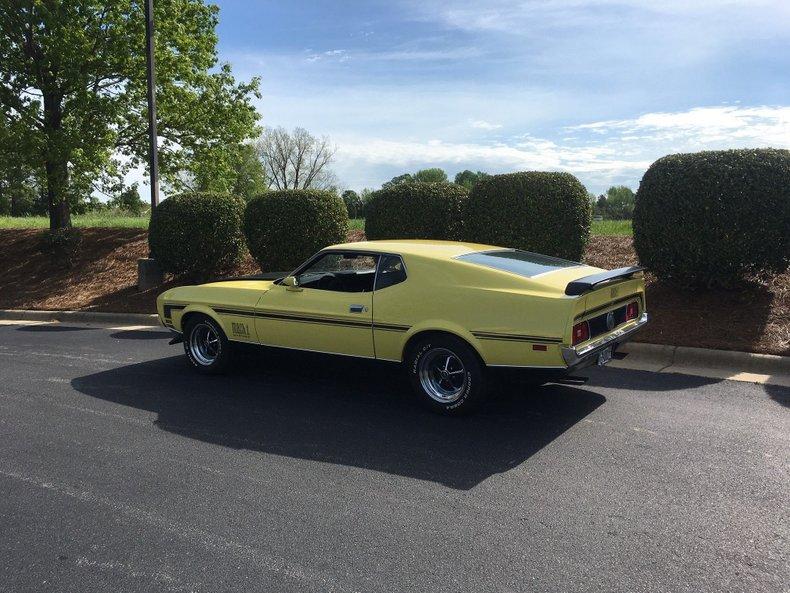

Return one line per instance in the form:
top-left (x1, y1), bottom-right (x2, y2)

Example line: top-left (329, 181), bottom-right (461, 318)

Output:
top-left (463, 172), bottom-right (591, 261)
top-left (148, 192), bottom-right (245, 280)
top-left (244, 190), bottom-right (348, 271)
top-left (364, 181), bottom-right (467, 240)
top-left (634, 149), bottom-right (790, 286)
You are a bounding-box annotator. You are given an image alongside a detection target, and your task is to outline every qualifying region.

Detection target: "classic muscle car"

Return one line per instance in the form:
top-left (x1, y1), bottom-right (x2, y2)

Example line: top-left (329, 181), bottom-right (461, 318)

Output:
top-left (157, 240), bottom-right (648, 413)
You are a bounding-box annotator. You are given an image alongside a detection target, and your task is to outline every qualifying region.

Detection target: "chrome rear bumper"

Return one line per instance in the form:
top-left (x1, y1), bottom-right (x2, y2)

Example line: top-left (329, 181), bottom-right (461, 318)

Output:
top-left (561, 312), bottom-right (649, 369)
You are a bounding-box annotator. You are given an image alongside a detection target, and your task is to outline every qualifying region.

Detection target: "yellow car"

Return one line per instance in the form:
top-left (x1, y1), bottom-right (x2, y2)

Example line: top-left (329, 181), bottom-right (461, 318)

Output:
top-left (157, 240), bottom-right (648, 413)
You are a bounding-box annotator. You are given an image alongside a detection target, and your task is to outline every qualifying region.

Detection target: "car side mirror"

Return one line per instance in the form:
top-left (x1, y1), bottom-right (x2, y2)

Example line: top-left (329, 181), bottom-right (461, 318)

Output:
top-left (283, 276), bottom-right (302, 291)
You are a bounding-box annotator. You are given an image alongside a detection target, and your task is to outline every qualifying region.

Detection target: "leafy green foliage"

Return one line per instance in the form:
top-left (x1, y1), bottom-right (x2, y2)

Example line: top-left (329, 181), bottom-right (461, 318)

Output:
top-left (381, 168), bottom-right (448, 190)
top-left (412, 168), bottom-right (448, 183)
top-left (365, 182), bottom-right (468, 241)
top-left (341, 190), bottom-right (363, 218)
top-left (464, 172), bottom-right (591, 261)
top-left (109, 185), bottom-right (146, 216)
top-left (244, 190), bottom-right (348, 272)
top-left (595, 186), bottom-right (635, 219)
top-left (381, 173), bottom-right (414, 190)
top-left (0, 1), bottom-right (260, 230)
top-left (148, 192), bottom-right (246, 280)
top-left (454, 170), bottom-right (490, 191)
top-left (634, 149), bottom-right (790, 286)
top-left (188, 143), bottom-right (267, 202)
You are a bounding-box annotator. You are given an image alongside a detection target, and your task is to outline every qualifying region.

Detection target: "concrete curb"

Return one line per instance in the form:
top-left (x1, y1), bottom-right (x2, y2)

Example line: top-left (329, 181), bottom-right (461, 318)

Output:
top-left (1, 309), bottom-right (788, 386)
top-left (0, 309), bottom-right (160, 327)
top-left (614, 343), bottom-right (790, 387)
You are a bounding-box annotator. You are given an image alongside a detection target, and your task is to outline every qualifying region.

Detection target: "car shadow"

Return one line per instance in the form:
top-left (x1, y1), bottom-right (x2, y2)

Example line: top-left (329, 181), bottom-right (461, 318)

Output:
top-left (109, 329), bottom-right (172, 340)
top-left (584, 366), bottom-right (722, 391)
top-left (16, 325), bottom-right (99, 333)
top-left (764, 383), bottom-right (789, 407)
top-left (71, 349), bottom-right (606, 490)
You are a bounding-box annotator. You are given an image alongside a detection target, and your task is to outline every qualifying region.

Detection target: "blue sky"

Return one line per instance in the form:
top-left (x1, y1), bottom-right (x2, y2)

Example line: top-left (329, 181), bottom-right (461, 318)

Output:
top-left (211, 0), bottom-right (789, 193)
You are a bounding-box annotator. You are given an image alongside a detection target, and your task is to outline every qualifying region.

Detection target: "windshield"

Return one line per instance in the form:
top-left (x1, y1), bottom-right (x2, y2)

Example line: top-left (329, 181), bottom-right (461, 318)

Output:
top-left (457, 249), bottom-right (581, 278)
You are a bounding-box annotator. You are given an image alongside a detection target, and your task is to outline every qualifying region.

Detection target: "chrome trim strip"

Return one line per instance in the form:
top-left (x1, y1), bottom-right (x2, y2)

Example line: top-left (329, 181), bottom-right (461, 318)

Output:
top-left (562, 312), bottom-right (649, 366)
top-left (472, 331), bottom-right (563, 344)
top-left (487, 364), bottom-right (566, 369)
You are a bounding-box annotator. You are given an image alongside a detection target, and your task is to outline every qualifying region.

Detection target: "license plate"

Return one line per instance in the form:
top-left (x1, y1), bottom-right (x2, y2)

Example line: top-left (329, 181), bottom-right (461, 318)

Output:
top-left (597, 346), bottom-right (613, 366)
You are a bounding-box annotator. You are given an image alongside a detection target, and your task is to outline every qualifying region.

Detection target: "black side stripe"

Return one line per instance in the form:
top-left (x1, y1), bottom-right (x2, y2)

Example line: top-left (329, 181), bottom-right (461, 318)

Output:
top-left (472, 331), bottom-right (562, 344)
top-left (258, 311), bottom-right (371, 328)
top-left (167, 303), bottom-right (412, 332)
top-left (212, 307), bottom-right (257, 318)
top-left (373, 323), bottom-right (409, 332)
top-left (163, 303), bottom-right (187, 321)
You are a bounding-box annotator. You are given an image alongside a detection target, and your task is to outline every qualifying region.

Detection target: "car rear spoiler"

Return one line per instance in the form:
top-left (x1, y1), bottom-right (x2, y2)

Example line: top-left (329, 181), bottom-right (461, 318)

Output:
top-left (565, 266), bottom-right (645, 296)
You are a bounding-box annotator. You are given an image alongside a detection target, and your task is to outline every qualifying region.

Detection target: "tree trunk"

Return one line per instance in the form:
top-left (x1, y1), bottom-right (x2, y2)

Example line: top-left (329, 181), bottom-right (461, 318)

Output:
top-left (45, 158), bottom-right (71, 230)
top-left (42, 90), bottom-right (72, 230)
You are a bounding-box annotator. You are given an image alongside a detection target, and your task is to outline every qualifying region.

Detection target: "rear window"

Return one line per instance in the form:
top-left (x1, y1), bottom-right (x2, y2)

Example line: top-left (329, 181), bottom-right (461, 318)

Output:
top-left (456, 249), bottom-right (581, 278)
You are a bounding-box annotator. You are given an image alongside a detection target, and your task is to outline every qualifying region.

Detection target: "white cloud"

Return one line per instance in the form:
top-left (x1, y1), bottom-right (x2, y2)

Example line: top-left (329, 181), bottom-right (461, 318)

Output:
top-left (568, 105), bottom-right (790, 147)
top-left (305, 49), bottom-right (348, 63)
top-left (470, 119), bottom-right (502, 130)
top-left (333, 105), bottom-right (790, 192)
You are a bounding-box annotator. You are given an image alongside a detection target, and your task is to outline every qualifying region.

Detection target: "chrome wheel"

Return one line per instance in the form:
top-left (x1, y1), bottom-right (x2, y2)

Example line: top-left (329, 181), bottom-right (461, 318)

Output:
top-left (418, 347), bottom-right (467, 403)
top-left (188, 322), bottom-right (221, 366)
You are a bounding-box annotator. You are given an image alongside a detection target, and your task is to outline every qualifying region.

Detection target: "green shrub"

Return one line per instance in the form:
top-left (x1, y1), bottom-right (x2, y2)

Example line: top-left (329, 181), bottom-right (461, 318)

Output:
top-left (364, 181), bottom-right (468, 241)
top-left (633, 149), bottom-right (790, 286)
top-left (244, 190), bottom-right (348, 271)
top-left (463, 172), bottom-right (591, 260)
top-left (148, 192), bottom-right (245, 280)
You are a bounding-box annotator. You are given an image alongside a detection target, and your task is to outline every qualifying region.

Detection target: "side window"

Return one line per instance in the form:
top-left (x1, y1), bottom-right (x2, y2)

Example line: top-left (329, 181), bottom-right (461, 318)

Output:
top-left (296, 253), bottom-right (378, 293)
top-left (375, 255), bottom-right (407, 290)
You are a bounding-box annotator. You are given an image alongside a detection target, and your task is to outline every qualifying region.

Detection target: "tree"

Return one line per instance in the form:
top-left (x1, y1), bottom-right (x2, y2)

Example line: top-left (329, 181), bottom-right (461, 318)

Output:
top-left (341, 190), bottom-right (363, 218)
top-left (382, 168), bottom-right (448, 190)
top-left (605, 185), bottom-right (635, 219)
top-left (412, 168), bottom-right (448, 183)
top-left (256, 127), bottom-right (337, 191)
top-left (359, 188), bottom-right (376, 218)
top-left (181, 142), bottom-right (267, 201)
top-left (230, 144), bottom-right (268, 201)
top-left (454, 170), bottom-right (489, 190)
top-left (108, 183), bottom-right (146, 215)
top-left (381, 173), bottom-right (413, 190)
top-left (0, 1), bottom-right (261, 231)
top-left (0, 114), bottom-right (39, 215)
top-left (594, 194), bottom-right (607, 217)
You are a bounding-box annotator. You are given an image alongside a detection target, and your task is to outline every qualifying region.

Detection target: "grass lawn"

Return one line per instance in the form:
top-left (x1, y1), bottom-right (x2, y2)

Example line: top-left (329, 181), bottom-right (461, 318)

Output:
top-left (0, 212), bottom-right (149, 229)
top-left (591, 219), bottom-right (633, 236)
top-left (1, 214), bottom-right (634, 236)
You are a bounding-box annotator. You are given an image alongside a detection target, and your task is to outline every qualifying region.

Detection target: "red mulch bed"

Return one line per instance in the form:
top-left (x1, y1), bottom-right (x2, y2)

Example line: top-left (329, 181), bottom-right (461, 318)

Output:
top-left (1, 229), bottom-right (787, 355)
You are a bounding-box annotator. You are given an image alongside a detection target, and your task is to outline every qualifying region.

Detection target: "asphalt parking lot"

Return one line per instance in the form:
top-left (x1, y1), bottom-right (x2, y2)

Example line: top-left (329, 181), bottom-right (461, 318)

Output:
top-left (0, 321), bottom-right (787, 593)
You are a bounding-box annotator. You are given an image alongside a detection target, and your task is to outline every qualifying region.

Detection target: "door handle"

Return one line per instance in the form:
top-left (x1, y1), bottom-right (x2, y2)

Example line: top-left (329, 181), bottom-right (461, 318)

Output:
top-left (349, 304), bottom-right (365, 313)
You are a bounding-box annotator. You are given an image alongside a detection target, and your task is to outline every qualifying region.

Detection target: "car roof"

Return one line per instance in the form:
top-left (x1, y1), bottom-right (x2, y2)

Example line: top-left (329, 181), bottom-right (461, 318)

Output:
top-left (327, 239), bottom-right (501, 260)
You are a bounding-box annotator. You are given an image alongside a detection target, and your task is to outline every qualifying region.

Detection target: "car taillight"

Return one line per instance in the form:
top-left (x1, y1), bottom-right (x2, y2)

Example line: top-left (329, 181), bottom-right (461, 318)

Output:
top-left (625, 301), bottom-right (639, 321)
top-left (572, 321), bottom-right (590, 345)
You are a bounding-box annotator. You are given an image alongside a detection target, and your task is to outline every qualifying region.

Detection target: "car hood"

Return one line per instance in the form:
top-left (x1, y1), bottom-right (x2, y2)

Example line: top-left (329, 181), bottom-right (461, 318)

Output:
top-left (200, 279), bottom-right (276, 290)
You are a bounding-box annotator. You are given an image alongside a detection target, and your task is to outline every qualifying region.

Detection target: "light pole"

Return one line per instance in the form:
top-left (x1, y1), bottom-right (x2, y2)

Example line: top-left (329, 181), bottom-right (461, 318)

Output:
top-left (144, 0), bottom-right (159, 210)
top-left (139, 0), bottom-right (164, 291)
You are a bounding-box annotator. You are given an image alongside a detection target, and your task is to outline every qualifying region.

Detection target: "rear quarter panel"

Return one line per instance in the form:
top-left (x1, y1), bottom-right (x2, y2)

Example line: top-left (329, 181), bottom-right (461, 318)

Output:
top-left (372, 254), bottom-right (574, 367)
